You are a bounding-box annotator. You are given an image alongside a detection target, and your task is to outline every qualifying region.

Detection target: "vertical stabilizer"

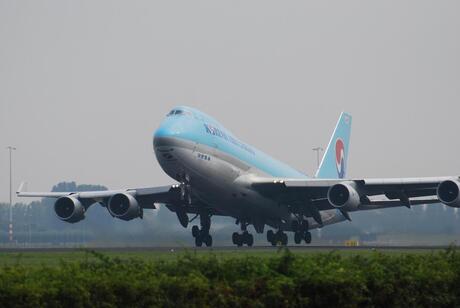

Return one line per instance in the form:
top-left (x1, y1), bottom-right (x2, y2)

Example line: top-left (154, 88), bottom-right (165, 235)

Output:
top-left (315, 112), bottom-right (352, 179)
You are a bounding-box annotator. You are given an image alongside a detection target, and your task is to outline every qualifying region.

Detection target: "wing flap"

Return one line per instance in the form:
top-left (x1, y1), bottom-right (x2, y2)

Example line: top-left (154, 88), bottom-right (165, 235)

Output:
top-left (252, 176), bottom-right (456, 198)
top-left (250, 176), bottom-right (458, 213)
top-left (17, 183), bottom-right (178, 208)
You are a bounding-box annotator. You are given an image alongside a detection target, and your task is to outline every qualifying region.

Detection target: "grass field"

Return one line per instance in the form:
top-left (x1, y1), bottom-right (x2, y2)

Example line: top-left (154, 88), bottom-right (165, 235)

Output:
top-left (0, 246), bottom-right (446, 266)
top-left (0, 246), bottom-right (459, 306)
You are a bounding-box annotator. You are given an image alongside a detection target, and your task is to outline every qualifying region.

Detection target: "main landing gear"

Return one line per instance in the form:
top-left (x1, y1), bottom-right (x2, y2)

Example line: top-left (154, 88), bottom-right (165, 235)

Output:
top-left (192, 214), bottom-right (212, 247)
top-left (267, 230), bottom-right (288, 246)
top-left (232, 221), bottom-right (254, 247)
top-left (266, 219), bottom-right (312, 246)
top-left (292, 219), bottom-right (312, 245)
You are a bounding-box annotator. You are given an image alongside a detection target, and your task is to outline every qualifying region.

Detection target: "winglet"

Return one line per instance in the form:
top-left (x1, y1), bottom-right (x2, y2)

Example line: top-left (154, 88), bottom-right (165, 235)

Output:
top-left (16, 181), bottom-right (27, 195)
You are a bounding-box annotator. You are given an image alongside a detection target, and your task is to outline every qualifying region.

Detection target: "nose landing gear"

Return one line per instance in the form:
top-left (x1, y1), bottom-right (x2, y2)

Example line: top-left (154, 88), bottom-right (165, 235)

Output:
top-left (178, 173), bottom-right (192, 205)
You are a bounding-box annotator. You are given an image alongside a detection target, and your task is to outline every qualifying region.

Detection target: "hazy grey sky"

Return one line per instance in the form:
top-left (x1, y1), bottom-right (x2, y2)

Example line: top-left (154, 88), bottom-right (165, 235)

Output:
top-left (1, 0), bottom-right (459, 203)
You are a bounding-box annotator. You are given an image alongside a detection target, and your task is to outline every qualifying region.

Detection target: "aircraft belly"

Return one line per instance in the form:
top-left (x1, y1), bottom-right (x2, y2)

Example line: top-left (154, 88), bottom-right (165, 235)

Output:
top-left (158, 143), bottom-right (240, 216)
top-left (183, 151), bottom-right (285, 220)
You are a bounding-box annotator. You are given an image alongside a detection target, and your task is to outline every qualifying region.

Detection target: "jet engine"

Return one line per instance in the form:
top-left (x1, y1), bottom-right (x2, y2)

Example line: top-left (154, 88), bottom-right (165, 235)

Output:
top-left (327, 183), bottom-right (360, 211)
top-left (437, 180), bottom-right (460, 208)
top-left (54, 196), bottom-right (85, 223)
top-left (107, 193), bottom-right (142, 221)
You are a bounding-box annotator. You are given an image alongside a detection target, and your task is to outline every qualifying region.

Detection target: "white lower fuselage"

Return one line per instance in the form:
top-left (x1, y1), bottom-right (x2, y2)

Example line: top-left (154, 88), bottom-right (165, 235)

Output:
top-left (154, 135), bottom-right (343, 232)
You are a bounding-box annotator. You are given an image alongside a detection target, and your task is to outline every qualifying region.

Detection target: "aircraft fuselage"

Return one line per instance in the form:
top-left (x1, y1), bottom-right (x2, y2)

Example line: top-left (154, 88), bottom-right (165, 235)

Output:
top-left (153, 107), bottom-right (343, 232)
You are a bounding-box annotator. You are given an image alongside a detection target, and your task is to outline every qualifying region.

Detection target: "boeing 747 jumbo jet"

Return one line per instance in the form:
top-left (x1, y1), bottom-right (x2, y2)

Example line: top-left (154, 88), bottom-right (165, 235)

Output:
top-left (17, 106), bottom-right (460, 246)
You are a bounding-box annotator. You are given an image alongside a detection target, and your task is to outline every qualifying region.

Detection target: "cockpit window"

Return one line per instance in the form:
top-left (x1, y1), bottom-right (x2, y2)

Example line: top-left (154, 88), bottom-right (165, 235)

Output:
top-left (167, 109), bottom-right (193, 117)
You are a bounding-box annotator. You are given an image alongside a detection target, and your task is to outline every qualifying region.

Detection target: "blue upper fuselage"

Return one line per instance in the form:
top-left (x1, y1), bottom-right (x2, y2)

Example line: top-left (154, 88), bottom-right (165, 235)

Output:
top-left (154, 106), bottom-right (308, 179)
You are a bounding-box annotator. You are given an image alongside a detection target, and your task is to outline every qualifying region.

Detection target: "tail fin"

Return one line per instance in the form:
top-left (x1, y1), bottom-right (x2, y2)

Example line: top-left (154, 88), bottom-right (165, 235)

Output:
top-left (315, 112), bottom-right (352, 179)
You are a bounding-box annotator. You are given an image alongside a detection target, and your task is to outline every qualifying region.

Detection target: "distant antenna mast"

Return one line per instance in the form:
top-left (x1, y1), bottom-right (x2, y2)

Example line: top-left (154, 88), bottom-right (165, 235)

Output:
top-left (312, 147), bottom-right (324, 168)
top-left (6, 146), bottom-right (16, 244)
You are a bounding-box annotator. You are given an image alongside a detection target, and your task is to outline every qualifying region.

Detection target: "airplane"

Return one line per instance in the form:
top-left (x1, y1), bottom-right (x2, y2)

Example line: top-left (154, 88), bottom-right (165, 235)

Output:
top-left (17, 106), bottom-right (460, 247)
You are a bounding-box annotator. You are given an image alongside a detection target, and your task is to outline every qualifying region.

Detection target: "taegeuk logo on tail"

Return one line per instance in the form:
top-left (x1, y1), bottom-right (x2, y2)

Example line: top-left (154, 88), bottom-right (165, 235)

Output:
top-left (335, 138), bottom-right (346, 178)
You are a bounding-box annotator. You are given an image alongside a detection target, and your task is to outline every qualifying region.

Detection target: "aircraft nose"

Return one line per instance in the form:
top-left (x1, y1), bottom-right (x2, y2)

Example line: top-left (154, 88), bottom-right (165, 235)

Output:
top-left (153, 119), bottom-right (183, 145)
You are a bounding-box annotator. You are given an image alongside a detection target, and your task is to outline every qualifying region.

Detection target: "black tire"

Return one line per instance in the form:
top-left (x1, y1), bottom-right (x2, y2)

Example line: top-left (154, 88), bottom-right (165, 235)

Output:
top-left (270, 240), bottom-right (277, 246)
top-left (232, 232), bottom-right (239, 245)
top-left (304, 232), bottom-right (312, 244)
top-left (247, 234), bottom-right (254, 247)
top-left (301, 220), bottom-right (309, 231)
top-left (195, 235), bottom-right (203, 247)
top-left (192, 225), bottom-right (200, 238)
top-left (204, 234), bottom-right (213, 247)
top-left (294, 232), bottom-right (302, 244)
top-left (281, 232), bottom-right (288, 246)
top-left (236, 234), bottom-right (243, 247)
top-left (242, 232), bottom-right (249, 244)
top-left (267, 230), bottom-right (274, 243)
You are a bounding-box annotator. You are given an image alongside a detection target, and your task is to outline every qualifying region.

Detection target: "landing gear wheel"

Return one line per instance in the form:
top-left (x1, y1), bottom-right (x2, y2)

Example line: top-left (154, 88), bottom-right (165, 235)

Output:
top-left (241, 232), bottom-right (253, 247)
top-left (242, 231), bottom-right (249, 243)
top-left (267, 230), bottom-right (274, 243)
top-left (192, 225), bottom-right (200, 238)
top-left (304, 232), bottom-right (312, 244)
top-left (232, 232), bottom-right (239, 245)
top-left (247, 234), bottom-right (254, 247)
top-left (294, 232), bottom-right (302, 245)
top-left (203, 234), bottom-right (213, 247)
top-left (236, 234), bottom-right (243, 247)
top-left (195, 235), bottom-right (203, 247)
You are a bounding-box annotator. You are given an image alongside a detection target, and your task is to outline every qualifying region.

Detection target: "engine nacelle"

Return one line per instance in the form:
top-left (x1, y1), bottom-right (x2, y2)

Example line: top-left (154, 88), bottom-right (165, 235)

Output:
top-left (437, 180), bottom-right (460, 208)
top-left (54, 196), bottom-right (85, 223)
top-left (107, 193), bottom-right (141, 221)
top-left (327, 182), bottom-right (361, 211)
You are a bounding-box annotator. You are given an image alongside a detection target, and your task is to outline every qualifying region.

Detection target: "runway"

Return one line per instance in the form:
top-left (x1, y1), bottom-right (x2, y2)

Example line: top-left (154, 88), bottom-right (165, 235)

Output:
top-left (0, 245), bottom-right (452, 253)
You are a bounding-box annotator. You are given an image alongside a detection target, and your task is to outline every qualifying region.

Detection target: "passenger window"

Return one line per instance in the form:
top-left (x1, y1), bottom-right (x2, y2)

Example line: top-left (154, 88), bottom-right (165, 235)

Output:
top-left (167, 110), bottom-right (176, 116)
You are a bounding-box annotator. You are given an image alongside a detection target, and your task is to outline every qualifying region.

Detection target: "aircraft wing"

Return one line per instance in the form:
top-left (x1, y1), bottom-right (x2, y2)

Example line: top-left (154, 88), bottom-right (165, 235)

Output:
top-left (250, 176), bottom-right (457, 222)
top-left (16, 183), bottom-right (182, 209)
